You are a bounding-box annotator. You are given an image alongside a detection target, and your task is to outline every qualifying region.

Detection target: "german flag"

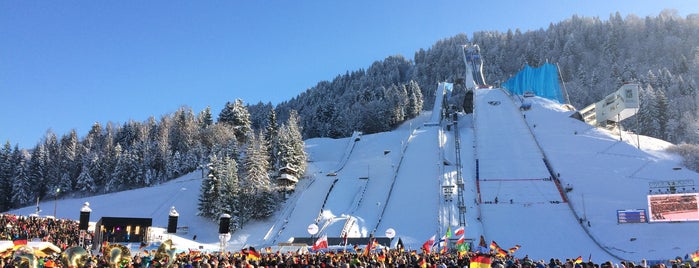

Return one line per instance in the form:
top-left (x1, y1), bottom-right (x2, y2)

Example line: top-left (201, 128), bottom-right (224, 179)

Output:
top-left (13, 233), bottom-right (28, 246)
top-left (495, 247), bottom-right (507, 257)
top-left (247, 247), bottom-right (261, 261)
top-left (377, 252), bottom-right (386, 262)
top-left (489, 241), bottom-right (500, 252)
top-left (469, 254), bottom-right (492, 268)
top-left (508, 245), bottom-right (521, 254)
top-left (691, 251), bottom-right (699, 263)
top-left (419, 257), bottom-right (428, 268)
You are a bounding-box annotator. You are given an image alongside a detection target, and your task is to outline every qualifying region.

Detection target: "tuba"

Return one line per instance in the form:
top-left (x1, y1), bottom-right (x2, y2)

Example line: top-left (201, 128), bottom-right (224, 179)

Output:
top-left (104, 243), bottom-right (131, 268)
top-left (152, 239), bottom-right (177, 268)
top-left (61, 246), bottom-right (90, 268)
top-left (12, 245), bottom-right (37, 268)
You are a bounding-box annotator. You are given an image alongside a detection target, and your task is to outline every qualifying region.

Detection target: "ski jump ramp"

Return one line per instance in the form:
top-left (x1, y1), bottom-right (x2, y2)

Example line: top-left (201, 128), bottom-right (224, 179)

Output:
top-left (426, 82), bottom-right (451, 126)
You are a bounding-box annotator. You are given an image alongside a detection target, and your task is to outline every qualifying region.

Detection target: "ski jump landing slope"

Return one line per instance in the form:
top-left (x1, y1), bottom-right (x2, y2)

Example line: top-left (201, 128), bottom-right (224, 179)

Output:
top-left (375, 125), bottom-right (441, 246)
top-left (473, 88), bottom-right (614, 260)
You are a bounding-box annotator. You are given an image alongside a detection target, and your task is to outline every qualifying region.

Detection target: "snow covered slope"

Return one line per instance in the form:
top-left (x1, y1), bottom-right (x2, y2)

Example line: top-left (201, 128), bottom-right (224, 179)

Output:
top-left (9, 88), bottom-right (699, 262)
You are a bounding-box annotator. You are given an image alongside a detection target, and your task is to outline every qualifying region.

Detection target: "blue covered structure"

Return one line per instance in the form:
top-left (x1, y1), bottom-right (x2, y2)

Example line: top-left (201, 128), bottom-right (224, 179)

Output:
top-left (502, 63), bottom-right (565, 103)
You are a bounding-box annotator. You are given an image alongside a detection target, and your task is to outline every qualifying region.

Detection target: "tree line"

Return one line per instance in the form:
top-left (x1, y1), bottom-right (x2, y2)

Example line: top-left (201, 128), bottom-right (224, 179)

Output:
top-left (0, 100), bottom-right (306, 230)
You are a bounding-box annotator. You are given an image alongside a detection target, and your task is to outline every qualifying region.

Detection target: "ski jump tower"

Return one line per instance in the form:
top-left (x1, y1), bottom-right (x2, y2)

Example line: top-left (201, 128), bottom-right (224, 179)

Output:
top-left (461, 44), bottom-right (487, 89)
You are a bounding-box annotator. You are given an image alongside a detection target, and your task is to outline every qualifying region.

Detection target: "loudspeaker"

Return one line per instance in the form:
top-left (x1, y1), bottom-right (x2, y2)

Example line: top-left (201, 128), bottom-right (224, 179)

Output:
top-left (218, 215), bottom-right (231, 234)
top-left (167, 215), bottom-right (178, 234)
top-left (79, 211), bottom-right (90, 231)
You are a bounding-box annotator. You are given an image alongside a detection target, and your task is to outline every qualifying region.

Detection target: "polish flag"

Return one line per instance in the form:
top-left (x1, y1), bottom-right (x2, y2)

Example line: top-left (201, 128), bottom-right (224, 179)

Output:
top-left (312, 234), bottom-right (328, 251)
top-left (454, 226), bottom-right (465, 237)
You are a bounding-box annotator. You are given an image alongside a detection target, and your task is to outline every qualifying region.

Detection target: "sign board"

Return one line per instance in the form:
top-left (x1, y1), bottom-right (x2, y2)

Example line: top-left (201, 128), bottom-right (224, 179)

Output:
top-left (307, 224), bottom-right (319, 235)
top-left (617, 209), bottom-right (647, 223)
top-left (385, 228), bottom-right (395, 239)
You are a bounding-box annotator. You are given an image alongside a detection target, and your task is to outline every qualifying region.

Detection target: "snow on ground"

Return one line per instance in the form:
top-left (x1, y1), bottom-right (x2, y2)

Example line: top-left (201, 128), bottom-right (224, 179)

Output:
top-left (8, 87), bottom-right (699, 263)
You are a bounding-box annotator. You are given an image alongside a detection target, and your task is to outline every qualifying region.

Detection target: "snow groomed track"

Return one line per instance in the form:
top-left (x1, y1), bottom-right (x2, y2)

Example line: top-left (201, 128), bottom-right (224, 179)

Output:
top-left (472, 88), bottom-right (614, 259)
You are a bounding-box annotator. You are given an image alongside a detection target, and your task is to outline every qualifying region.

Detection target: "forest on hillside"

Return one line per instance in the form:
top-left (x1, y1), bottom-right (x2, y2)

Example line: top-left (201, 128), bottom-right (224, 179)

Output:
top-left (271, 10), bottom-right (699, 146)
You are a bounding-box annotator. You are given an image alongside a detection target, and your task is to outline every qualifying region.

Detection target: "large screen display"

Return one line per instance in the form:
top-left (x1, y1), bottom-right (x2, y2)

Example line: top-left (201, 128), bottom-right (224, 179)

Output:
top-left (647, 193), bottom-right (699, 222)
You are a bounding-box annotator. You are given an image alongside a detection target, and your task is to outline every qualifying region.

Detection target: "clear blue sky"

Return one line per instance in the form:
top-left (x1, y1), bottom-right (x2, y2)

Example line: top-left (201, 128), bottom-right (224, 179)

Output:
top-left (1, 1), bottom-right (697, 149)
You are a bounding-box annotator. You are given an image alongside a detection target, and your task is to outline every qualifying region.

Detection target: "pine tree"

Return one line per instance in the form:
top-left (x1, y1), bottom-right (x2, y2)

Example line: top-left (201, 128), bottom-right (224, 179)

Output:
top-left (198, 106), bottom-right (214, 129)
top-left (218, 99), bottom-right (253, 144)
top-left (241, 132), bottom-right (275, 220)
top-left (654, 88), bottom-right (670, 141)
top-left (59, 130), bottom-right (81, 191)
top-left (406, 80), bottom-right (423, 118)
top-left (219, 155), bottom-right (241, 231)
top-left (75, 161), bottom-right (97, 193)
top-left (0, 142), bottom-right (14, 211)
top-left (12, 157), bottom-right (31, 207)
top-left (265, 108), bottom-right (280, 170)
top-left (277, 110), bottom-right (307, 174)
top-left (198, 154), bottom-right (223, 220)
top-left (27, 143), bottom-right (48, 203)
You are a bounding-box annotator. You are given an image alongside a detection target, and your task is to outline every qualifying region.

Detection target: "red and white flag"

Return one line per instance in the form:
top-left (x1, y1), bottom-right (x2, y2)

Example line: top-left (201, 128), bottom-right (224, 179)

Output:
top-left (456, 235), bottom-right (466, 245)
top-left (421, 235), bottom-right (436, 254)
top-left (454, 226), bottom-right (465, 237)
top-left (312, 234), bottom-right (328, 251)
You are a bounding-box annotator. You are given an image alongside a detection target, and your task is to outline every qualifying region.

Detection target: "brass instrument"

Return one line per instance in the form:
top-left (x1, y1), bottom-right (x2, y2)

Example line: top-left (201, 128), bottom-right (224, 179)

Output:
top-left (12, 245), bottom-right (37, 268)
top-left (104, 243), bottom-right (131, 268)
top-left (61, 246), bottom-right (89, 268)
top-left (153, 239), bottom-right (176, 268)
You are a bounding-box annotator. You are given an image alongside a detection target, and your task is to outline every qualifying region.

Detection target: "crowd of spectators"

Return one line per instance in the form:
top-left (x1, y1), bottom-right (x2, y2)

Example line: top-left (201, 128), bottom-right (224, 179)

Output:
top-left (0, 214), bottom-right (93, 250)
top-left (0, 214), bottom-right (696, 268)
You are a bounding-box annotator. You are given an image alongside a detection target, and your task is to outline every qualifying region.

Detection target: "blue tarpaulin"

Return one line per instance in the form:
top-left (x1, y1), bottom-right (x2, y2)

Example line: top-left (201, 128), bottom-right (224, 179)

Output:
top-left (502, 63), bottom-right (564, 103)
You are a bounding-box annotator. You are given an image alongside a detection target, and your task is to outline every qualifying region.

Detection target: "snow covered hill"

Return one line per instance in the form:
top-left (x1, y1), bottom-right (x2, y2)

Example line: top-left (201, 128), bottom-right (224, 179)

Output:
top-left (9, 87), bottom-right (699, 262)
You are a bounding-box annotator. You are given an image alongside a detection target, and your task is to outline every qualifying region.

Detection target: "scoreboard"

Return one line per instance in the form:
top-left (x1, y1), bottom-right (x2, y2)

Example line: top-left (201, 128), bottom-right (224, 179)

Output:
top-left (617, 209), bottom-right (647, 223)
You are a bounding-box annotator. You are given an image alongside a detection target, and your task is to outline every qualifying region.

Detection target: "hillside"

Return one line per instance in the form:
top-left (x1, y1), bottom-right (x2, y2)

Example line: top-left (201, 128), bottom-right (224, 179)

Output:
top-left (9, 87), bottom-right (699, 262)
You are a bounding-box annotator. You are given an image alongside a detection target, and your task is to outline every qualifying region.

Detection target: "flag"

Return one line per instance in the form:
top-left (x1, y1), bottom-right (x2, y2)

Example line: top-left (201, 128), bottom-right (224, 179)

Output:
top-left (475, 235), bottom-right (488, 253)
top-left (445, 227), bottom-right (452, 238)
top-left (312, 234), bottom-right (329, 251)
top-left (489, 241), bottom-right (500, 251)
top-left (419, 257), bottom-right (428, 268)
top-left (247, 247), bottom-right (261, 261)
top-left (456, 242), bottom-right (469, 253)
top-left (496, 247), bottom-right (507, 257)
top-left (574, 256), bottom-right (583, 264)
top-left (364, 237), bottom-right (375, 256)
top-left (422, 235), bottom-right (436, 254)
top-left (469, 254), bottom-right (492, 268)
top-left (12, 233), bottom-right (27, 246)
top-left (456, 235), bottom-right (465, 245)
top-left (691, 251), bottom-right (699, 262)
top-left (478, 235), bottom-right (486, 248)
top-left (12, 238), bottom-right (27, 246)
top-left (377, 252), bottom-right (386, 262)
top-left (454, 226), bottom-right (465, 237)
top-left (396, 238), bottom-right (405, 252)
top-left (508, 245), bottom-right (521, 254)
top-left (438, 235), bottom-right (447, 250)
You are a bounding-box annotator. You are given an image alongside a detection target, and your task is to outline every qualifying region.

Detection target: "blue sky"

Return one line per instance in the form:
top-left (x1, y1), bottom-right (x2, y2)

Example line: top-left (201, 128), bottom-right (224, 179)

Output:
top-left (1, 1), bottom-right (698, 148)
